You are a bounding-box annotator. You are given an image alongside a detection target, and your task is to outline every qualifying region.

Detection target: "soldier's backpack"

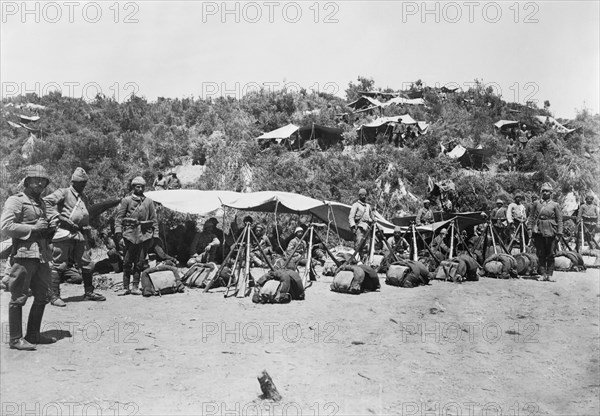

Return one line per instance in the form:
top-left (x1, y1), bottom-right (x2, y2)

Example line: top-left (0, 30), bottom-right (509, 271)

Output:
top-left (554, 251), bottom-right (585, 272)
top-left (483, 253), bottom-right (517, 279)
top-left (456, 254), bottom-right (480, 281)
top-left (435, 259), bottom-right (464, 282)
top-left (252, 269), bottom-right (305, 304)
top-left (182, 262), bottom-right (224, 288)
top-left (330, 265), bottom-right (365, 294)
top-left (514, 252), bottom-right (539, 276)
top-left (141, 264), bottom-right (185, 296)
top-left (386, 260), bottom-right (430, 288)
top-left (385, 264), bottom-right (411, 286)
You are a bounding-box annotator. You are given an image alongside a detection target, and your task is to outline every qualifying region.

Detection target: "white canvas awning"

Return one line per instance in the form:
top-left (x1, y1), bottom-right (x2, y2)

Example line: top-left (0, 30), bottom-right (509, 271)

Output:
top-left (256, 123), bottom-right (299, 141)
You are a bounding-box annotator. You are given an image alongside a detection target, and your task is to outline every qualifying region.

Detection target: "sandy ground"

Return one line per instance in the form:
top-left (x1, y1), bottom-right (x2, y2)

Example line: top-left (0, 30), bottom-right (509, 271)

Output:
top-left (1, 267), bottom-right (599, 416)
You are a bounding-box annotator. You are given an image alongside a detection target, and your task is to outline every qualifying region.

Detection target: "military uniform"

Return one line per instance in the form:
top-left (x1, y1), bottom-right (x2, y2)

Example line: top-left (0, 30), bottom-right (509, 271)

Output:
top-left (577, 199), bottom-right (599, 249)
top-left (44, 185), bottom-right (93, 300)
top-left (491, 202), bottom-right (508, 243)
top-left (415, 207), bottom-right (434, 226)
top-left (349, 198), bottom-right (374, 252)
top-left (115, 191), bottom-right (158, 293)
top-left (0, 165), bottom-right (55, 349)
top-left (528, 193), bottom-right (563, 279)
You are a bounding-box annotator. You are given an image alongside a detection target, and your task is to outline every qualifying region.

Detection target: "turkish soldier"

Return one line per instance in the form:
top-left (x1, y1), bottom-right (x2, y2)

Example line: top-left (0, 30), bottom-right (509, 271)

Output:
top-left (44, 167), bottom-right (106, 306)
top-left (349, 188), bottom-right (374, 255)
top-left (577, 192), bottom-right (599, 249)
top-left (114, 176), bottom-right (159, 295)
top-left (528, 183), bottom-right (563, 281)
top-left (491, 199), bottom-right (508, 244)
top-left (383, 226), bottom-right (410, 262)
top-left (1, 165), bottom-right (57, 350)
top-left (415, 200), bottom-right (434, 226)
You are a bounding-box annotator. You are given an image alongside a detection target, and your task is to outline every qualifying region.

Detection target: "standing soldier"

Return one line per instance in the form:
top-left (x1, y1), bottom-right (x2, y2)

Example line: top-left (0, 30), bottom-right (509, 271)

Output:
top-left (528, 183), bottom-right (563, 281)
top-left (44, 167), bottom-right (106, 306)
top-left (507, 194), bottom-right (528, 245)
top-left (114, 176), bottom-right (158, 295)
top-left (577, 192), bottom-right (599, 249)
top-left (491, 199), bottom-right (508, 244)
top-left (415, 200), bottom-right (435, 226)
top-left (1, 165), bottom-right (56, 350)
top-left (349, 188), bottom-right (374, 255)
top-left (506, 139), bottom-right (518, 172)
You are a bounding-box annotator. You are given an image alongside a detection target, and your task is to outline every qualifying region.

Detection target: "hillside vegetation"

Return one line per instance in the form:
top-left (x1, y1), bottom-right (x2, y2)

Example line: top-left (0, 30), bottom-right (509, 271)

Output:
top-left (1, 78), bottom-right (598, 227)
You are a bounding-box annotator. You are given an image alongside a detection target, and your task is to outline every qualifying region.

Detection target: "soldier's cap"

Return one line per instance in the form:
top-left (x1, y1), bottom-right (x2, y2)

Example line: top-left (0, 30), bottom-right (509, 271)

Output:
top-left (294, 226), bottom-right (304, 233)
top-left (585, 191), bottom-right (594, 199)
top-left (394, 226), bottom-right (402, 233)
top-left (496, 199), bottom-right (503, 204)
top-left (440, 228), bottom-right (448, 234)
top-left (71, 167), bottom-right (89, 182)
top-left (255, 223), bottom-right (265, 231)
top-left (540, 182), bottom-right (553, 192)
top-left (514, 194), bottom-right (523, 200)
top-left (358, 188), bottom-right (367, 196)
top-left (206, 217), bottom-right (218, 225)
top-left (23, 164), bottom-right (50, 185)
top-left (423, 199), bottom-right (430, 204)
top-left (131, 176), bottom-right (146, 186)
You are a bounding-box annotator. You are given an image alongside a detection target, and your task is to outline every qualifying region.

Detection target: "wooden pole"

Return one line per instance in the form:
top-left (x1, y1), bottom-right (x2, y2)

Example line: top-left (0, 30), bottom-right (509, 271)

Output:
top-left (412, 224), bottom-right (418, 261)
top-left (303, 226), bottom-right (314, 287)
top-left (449, 220), bottom-right (455, 259)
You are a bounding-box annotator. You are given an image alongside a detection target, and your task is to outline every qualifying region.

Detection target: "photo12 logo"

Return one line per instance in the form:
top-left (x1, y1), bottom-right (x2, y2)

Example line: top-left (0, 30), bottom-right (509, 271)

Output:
top-left (1, 1), bottom-right (140, 24)
top-left (200, 81), bottom-right (340, 100)
top-left (201, 1), bottom-right (340, 24)
top-left (401, 1), bottom-right (540, 24)
top-left (1, 82), bottom-right (140, 102)
top-left (1, 401), bottom-right (139, 416)
top-left (201, 321), bottom-right (339, 344)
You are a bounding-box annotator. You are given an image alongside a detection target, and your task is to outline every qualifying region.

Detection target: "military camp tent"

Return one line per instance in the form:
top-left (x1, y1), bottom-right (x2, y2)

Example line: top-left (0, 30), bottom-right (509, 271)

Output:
top-left (256, 123), bottom-right (343, 150)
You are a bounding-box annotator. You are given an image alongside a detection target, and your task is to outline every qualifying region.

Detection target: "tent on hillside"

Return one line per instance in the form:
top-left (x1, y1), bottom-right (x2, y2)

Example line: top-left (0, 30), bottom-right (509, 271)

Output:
top-left (447, 144), bottom-right (494, 170)
top-left (256, 123), bottom-right (343, 150)
top-left (355, 115), bottom-right (429, 144)
top-left (494, 120), bottom-right (520, 131)
top-left (533, 116), bottom-right (578, 134)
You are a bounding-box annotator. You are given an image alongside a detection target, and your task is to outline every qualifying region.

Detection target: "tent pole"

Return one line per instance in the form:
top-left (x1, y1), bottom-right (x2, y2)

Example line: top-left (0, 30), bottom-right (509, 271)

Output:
top-left (303, 226), bottom-right (314, 287)
top-left (412, 223), bottom-right (418, 261)
top-left (368, 222), bottom-right (377, 265)
top-left (449, 220), bottom-right (455, 259)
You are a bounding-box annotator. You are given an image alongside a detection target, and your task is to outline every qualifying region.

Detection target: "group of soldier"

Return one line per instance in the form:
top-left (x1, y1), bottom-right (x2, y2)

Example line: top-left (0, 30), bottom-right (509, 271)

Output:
top-left (349, 184), bottom-right (598, 282)
top-left (1, 166), bottom-right (160, 350)
top-left (2, 165), bottom-right (598, 351)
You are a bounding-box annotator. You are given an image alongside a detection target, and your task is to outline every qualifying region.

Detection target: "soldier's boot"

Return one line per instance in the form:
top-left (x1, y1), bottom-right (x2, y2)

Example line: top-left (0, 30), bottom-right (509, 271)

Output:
top-left (118, 270), bottom-right (132, 296)
top-left (25, 304), bottom-right (57, 345)
top-left (110, 262), bottom-right (120, 273)
top-left (82, 270), bottom-right (106, 301)
top-left (130, 273), bottom-right (141, 295)
top-left (8, 305), bottom-right (35, 350)
top-left (538, 265), bottom-right (546, 281)
top-left (48, 270), bottom-right (66, 307)
top-left (546, 262), bottom-right (555, 282)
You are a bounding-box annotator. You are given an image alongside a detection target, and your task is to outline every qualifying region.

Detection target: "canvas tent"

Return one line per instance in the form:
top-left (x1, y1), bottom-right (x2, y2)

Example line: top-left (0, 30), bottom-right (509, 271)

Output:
top-left (447, 144), bottom-right (494, 169)
top-left (533, 116), bottom-right (577, 134)
top-left (494, 120), bottom-right (520, 131)
top-left (256, 123), bottom-right (343, 150)
top-left (146, 190), bottom-right (395, 241)
top-left (355, 115), bottom-right (429, 144)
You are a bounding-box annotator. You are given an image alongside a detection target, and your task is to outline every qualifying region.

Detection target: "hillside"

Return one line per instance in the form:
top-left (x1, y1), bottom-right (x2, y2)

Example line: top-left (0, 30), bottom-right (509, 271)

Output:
top-left (1, 78), bottom-right (599, 230)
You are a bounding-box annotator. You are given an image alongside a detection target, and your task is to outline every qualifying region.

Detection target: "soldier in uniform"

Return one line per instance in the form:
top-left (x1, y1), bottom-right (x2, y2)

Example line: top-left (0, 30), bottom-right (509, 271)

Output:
top-left (349, 188), bottom-right (374, 255)
top-left (507, 194), bottom-right (528, 245)
top-left (383, 226), bottom-right (410, 262)
top-left (1, 165), bottom-right (57, 350)
top-left (431, 228), bottom-right (450, 260)
top-left (577, 192), bottom-right (599, 249)
top-left (491, 199), bottom-right (508, 244)
top-left (415, 200), bottom-right (435, 226)
top-left (44, 167), bottom-right (106, 306)
top-left (114, 176), bottom-right (159, 295)
top-left (528, 183), bottom-right (563, 281)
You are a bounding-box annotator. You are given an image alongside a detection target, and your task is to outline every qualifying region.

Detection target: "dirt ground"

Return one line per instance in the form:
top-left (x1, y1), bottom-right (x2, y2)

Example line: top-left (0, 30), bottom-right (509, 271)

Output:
top-left (1, 267), bottom-right (599, 416)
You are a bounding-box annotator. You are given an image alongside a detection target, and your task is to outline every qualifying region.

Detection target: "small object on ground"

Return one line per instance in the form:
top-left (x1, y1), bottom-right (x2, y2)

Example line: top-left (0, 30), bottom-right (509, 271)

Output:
top-left (257, 370), bottom-right (282, 401)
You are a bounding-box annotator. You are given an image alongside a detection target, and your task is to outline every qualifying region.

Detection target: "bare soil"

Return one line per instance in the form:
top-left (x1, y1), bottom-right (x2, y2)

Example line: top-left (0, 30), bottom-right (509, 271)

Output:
top-left (1, 268), bottom-right (599, 416)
